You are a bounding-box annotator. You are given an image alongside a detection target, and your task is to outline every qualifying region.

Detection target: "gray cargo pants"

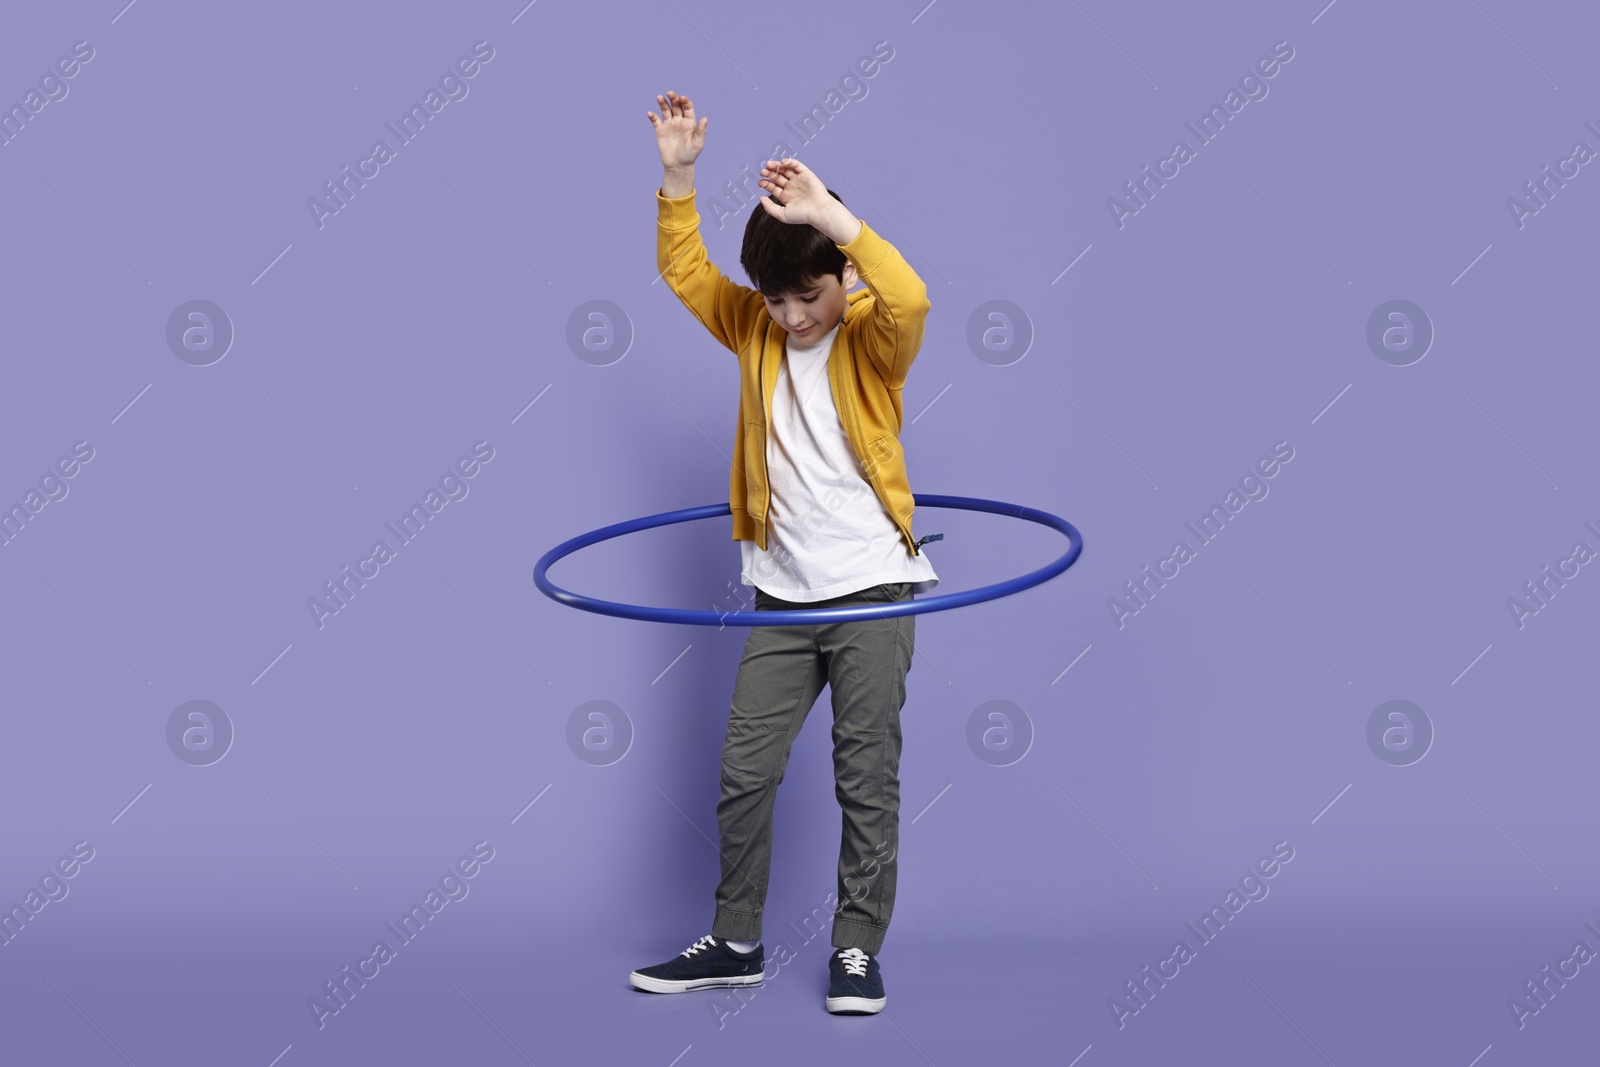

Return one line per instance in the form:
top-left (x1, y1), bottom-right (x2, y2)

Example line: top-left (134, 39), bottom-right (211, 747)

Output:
top-left (710, 581), bottom-right (915, 955)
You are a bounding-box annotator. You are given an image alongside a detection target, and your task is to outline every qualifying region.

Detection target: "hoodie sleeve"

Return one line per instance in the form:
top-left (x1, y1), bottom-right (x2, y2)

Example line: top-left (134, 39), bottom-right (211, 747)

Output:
top-left (656, 188), bottom-right (765, 356)
top-left (836, 219), bottom-right (931, 390)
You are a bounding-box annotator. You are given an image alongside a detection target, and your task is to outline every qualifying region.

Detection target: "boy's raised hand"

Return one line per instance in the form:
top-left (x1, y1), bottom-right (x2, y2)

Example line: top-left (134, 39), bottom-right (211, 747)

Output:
top-left (647, 90), bottom-right (706, 168)
top-left (756, 158), bottom-right (837, 229)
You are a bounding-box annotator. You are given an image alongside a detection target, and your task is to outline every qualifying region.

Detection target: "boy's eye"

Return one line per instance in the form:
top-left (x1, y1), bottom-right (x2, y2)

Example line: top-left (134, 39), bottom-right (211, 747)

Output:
top-left (801, 296), bottom-right (817, 303)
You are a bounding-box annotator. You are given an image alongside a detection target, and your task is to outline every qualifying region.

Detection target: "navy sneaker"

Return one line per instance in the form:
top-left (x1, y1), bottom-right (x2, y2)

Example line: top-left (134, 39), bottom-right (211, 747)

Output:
top-left (825, 946), bottom-right (885, 1014)
top-left (629, 934), bottom-right (764, 994)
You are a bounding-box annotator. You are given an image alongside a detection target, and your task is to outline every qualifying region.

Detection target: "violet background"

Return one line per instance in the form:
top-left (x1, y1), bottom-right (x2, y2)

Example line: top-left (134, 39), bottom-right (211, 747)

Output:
top-left (1, 0), bottom-right (1595, 1064)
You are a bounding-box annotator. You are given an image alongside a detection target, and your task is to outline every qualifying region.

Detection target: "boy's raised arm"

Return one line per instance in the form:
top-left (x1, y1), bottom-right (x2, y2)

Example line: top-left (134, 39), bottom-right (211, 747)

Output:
top-left (754, 158), bottom-right (931, 390)
top-left (833, 215), bottom-right (931, 390)
top-left (648, 91), bottom-right (763, 355)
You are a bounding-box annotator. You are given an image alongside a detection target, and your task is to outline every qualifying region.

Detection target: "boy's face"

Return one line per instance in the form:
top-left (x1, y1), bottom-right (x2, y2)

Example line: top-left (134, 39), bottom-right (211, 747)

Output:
top-left (763, 265), bottom-right (859, 342)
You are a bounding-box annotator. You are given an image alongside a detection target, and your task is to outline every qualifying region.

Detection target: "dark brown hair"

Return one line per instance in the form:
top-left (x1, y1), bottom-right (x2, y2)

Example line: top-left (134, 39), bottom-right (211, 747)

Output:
top-left (739, 188), bottom-right (848, 298)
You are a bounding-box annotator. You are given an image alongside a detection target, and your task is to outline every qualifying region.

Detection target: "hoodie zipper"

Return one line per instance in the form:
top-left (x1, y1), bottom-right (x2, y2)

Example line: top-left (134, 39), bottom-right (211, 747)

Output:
top-left (760, 338), bottom-right (771, 551)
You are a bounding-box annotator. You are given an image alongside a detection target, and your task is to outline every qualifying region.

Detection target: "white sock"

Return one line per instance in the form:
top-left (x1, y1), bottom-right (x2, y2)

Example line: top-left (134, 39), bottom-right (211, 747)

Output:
top-left (724, 938), bottom-right (760, 953)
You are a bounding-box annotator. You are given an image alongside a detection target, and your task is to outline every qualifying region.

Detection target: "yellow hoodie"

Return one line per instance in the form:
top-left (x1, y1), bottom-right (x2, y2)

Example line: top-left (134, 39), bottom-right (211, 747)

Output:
top-left (656, 188), bottom-right (934, 559)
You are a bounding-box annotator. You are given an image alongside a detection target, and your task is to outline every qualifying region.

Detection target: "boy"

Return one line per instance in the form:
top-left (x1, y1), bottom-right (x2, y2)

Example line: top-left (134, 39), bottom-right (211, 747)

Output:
top-left (629, 90), bottom-right (938, 1015)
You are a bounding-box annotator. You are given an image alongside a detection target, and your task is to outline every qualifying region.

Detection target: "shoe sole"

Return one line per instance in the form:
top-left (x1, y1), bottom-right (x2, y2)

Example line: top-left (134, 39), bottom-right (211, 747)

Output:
top-left (825, 994), bottom-right (886, 1014)
top-left (629, 971), bottom-right (764, 994)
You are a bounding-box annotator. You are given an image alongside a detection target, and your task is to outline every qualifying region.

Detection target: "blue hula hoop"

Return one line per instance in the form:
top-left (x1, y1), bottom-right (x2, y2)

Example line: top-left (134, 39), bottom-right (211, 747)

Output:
top-left (533, 493), bottom-right (1083, 626)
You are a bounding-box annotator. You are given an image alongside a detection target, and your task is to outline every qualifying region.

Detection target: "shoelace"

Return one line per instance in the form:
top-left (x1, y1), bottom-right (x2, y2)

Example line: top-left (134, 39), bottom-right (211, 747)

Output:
top-left (836, 947), bottom-right (870, 977)
top-left (680, 935), bottom-right (718, 958)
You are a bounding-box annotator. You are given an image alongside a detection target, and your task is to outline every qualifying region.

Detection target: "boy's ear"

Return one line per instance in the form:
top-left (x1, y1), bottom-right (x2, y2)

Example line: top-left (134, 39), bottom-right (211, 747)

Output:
top-left (843, 262), bottom-right (860, 289)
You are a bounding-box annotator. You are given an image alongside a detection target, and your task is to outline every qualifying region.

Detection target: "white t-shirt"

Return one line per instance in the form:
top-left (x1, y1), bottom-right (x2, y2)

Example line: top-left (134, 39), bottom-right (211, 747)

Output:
top-left (740, 321), bottom-right (940, 602)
